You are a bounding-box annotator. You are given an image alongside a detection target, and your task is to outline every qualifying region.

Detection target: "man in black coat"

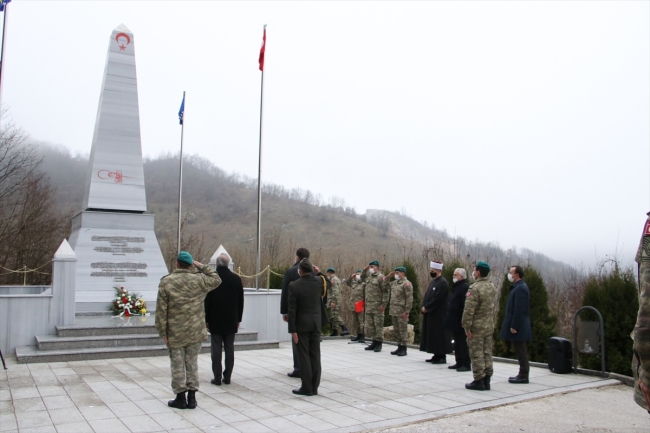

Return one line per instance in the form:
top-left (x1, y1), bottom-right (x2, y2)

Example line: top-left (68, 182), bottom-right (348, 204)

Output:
top-left (288, 259), bottom-right (326, 396)
top-left (500, 265), bottom-right (532, 384)
top-left (444, 267), bottom-right (471, 372)
top-left (420, 260), bottom-right (450, 364)
top-left (281, 248), bottom-right (310, 377)
top-left (204, 253), bottom-right (244, 386)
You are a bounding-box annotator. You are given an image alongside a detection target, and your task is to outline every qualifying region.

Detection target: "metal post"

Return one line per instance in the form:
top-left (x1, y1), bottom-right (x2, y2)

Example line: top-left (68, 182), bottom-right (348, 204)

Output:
top-left (22, 265), bottom-right (25, 286)
top-left (0, 2), bottom-right (9, 111)
top-left (266, 266), bottom-right (270, 292)
top-left (177, 91), bottom-right (186, 255)
top-left (255, 27), bottom-right (266, 291)
top-left (573, 306), bottom-right (606, 377)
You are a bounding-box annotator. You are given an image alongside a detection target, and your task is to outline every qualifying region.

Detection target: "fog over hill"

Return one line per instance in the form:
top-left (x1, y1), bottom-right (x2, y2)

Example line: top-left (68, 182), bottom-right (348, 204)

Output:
top-left (37, 142), bottom-right (578, 288)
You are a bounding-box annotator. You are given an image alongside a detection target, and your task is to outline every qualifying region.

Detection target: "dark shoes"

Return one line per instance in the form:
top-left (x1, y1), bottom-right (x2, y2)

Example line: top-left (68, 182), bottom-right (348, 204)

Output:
top-left (223, 377), bottom-right (231, 385)
top-left (508, 375), bottom-right (529, 384)
top-left (168, 392), bottom-right (187, 409)
top-left (211, 378), bottom-right (222, 386)
top-left (448, 363), bottom-right (460, 369)
top-left (340, 325), bottom-right (350, 336)
top-left (287, 370), bottom-right (300, 378)
top-left (374, 342), bottom-right (382, 352)
top-left (465, 379), bottom-right (486, 391)
top-left (390, 346), bottom-right (400, 355)
top-left (483, 375), bottom-right (491, 390)
top-left (365, 341), bottom-right (378, 351)
top-left (457, 365), bottom-right (472, 372)
top-left (431, 357), bottom-right (447, 364)
top-left (187, 390), bottom-right (197, 409)
top-left (330, 329), bottom-right (339, 337)
top-left (391, 345), bottom-right (407, 356)
top-left (425, 357), bottom-right (435, 363)
top-left (292, 388), bottom-right (313, 396)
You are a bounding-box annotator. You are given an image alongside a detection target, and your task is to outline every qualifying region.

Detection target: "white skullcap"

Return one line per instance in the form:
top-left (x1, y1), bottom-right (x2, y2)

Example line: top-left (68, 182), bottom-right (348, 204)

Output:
top-left (430, 261), bottom-right (443, 270)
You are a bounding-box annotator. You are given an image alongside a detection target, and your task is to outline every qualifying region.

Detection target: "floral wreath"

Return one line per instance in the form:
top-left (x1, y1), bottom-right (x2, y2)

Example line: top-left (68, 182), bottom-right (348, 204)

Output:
top-left (110, 286), bottom-right (149, 316)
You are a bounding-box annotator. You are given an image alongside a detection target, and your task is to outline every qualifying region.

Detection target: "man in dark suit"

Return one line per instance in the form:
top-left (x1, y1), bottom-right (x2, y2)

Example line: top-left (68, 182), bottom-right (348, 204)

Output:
top-left (420, 260), bottom-right (450, 364)
top-left (287, 259), bottom-right (326, 396)
top-left (444, 267), bottom-right (471, 371)
top-left (500, 265), bottom-right (532, 384)
top-left (204, 253), bottom-right (244, 386)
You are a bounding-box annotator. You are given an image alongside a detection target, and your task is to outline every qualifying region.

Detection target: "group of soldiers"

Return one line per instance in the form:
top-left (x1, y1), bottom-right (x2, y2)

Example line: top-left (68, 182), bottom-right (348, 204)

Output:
top-left (325, 259), bottom-right (499, 391)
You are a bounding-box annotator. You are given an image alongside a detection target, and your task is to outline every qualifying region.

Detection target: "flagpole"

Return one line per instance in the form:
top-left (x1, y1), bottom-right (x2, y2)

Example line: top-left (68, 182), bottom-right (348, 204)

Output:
top-left (255, 25), bottom-right (266, 291)
top-left (0, 1), bottom-right (9, 111)
top-left (177, 91), bottom-right (185, 255)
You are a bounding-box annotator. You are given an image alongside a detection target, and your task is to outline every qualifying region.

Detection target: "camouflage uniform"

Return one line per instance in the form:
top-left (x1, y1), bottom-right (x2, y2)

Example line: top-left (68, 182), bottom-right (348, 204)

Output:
top-left (155, 264), bottom-right (221, 394)
top-left (328, 275), bottom-right (345, 331)
top-left (633, 213), bottom-right (650, 413)
top-left (362, 269), bottom-right (388, 342)
top-left (461, 277), bottom-right (497, 381)
top-left (385, 277), bottom-right (413, 346)
top-left (347, 277), bottom-right (366, 335)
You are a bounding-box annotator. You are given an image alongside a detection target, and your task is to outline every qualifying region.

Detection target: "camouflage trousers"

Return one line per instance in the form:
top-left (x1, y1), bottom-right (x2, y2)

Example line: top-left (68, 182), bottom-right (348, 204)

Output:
top-left (468, 335), bottom-right (493, 381)
top-left (633, 349), bottom-right (650, 412)
top-left (365, 311), bottom-right (384, 342)
top-left (391, 315), bottom-right (408, 346)
top-left (168, 341), bottom-right (202, 394)
top-left (330, 307), bottom-right (345, 329)
top-left (350, 311), bottom-right (365, 336)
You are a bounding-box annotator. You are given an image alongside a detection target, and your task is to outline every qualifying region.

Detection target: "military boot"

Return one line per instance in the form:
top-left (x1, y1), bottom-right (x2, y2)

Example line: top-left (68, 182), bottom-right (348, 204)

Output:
top-left (374, 342), bottom-right (382, 352)
top-left (340, 325), bottom-right (350, 336)
top-left (365, 340), bottom-right (378, 350)
top-left (187, 390), bottom-right (197, 409)
top-left (350, 334), bottom-right (360, 341)
top-left (391, 345), bottom-right (401, 355)
top-left (357, 333), bottom-right (365, 344)
top-left (397, 346), bottom-right (407, 357)
top-left (465, 379), bottom-right (486, 391)
top-left (168, 392), bottom-right (187, 409)
top-left (483, 375), bottom-right (491, 390)
top-left (330, 328), bottom-right (339, 337)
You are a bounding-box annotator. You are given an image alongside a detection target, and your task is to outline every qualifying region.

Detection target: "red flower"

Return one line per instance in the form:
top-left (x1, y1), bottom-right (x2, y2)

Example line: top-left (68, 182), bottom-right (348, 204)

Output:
top-left (124, 310), bottom-right (130, 316)
top-left (122, 297), bottom-right (127, 303)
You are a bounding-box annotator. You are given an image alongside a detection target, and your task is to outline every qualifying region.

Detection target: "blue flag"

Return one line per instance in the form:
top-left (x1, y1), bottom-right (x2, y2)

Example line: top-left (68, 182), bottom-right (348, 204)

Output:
top-left (0, 0), bottom-right (12, 12)
top-left (178, 95), bottom-right (184, 125)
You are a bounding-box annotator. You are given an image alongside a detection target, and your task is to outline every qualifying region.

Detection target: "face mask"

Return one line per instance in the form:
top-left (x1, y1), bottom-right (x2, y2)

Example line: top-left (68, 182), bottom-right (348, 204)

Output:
top-left (452, 277), bottom-right (458, 283)
top-left (507, 273), bottom-right (515, 283)
top-left (395, 274), bottom-right (401, 280)
top-left (430, 271), bottom-right (437, 278)
top-left (355, 274), bottom-right (361, 281)
top-left (369, 268), bottom-right (375, 275)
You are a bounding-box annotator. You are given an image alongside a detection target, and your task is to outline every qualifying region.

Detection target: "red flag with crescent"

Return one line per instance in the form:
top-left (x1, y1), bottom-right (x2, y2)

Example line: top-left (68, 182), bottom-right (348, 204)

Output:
top-left (259, 26), bottom-right (266, 71)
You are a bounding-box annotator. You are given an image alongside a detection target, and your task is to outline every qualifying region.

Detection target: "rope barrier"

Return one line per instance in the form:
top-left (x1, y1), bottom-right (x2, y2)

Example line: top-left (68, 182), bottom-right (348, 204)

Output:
top-left (0, 264), bottom-right (51, 278)
top-left (235, 265), bottom-right (270, 279)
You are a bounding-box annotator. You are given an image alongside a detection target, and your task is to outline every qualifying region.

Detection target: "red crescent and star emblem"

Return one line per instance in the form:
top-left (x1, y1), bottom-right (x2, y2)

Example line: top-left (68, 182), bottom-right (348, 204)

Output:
top-left (115, 32), bottom-right (131, 51)
top-left (97, 170), bottom-right (133, 184)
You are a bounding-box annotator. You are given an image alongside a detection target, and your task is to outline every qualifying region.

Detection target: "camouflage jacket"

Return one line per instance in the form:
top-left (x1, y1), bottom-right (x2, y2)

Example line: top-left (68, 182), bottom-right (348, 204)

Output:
top-left (328, 275), bottom-right (343, 308)
top-left (361, 269), bottom-right (388, 310)
top-left (155, 264), bottom-right (222, 349)
top-left (347, 278), bottom-right (366, 311)
top-left (633, 213), bottom-right (650, 412)
top-left (385, 277), bottom-right (413, 316)
top-left (461, 277), bottom-right (497, 338)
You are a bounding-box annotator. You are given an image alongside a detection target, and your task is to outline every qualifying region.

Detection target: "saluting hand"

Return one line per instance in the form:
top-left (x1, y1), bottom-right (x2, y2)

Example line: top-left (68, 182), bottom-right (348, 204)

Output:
top-left (313, 265), bottom-right (321, 274)
top-left (387, 271), bottom-right (395, 278)
top-left (193, 261), bottom-right (202, 268)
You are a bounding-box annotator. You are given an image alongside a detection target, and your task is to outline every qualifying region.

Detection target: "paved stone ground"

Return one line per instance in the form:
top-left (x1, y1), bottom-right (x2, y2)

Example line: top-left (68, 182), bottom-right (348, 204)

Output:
top-left (0, 340), bottom-right (621, 432)
top-left (379, 384), bottom-right (650, 433)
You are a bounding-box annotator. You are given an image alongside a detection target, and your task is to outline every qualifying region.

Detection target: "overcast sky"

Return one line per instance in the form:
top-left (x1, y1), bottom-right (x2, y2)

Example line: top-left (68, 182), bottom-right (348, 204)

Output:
top-left (3, 1), bottom-right (649, 269)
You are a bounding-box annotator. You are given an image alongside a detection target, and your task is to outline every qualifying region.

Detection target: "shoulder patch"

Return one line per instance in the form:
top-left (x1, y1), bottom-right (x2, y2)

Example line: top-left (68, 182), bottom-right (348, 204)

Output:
top-left (406, 282), bottom-right (412, 288)
top-left (466, 292), bottom-right (471, 297)
top-left (645, 219), bottom-right (650, 236)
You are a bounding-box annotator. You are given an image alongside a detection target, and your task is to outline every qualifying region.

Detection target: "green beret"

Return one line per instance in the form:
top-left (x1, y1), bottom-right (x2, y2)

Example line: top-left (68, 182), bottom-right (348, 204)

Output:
top-left (395, 266), bottom-right (407, 273)
top-left (369, 260), bottom-right (380, 266)
top-left (327, 267), bottom-right (335, 273)
top-left (356, 269), bottom-right (362, 273)
top-left (177, 251), bottom-right (193, 265)
top-left (476, 261), bottom-right (490, 272)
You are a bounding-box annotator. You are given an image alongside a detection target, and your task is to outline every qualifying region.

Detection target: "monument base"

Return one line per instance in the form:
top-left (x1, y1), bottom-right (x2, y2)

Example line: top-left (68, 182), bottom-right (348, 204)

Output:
top-left (69, 211), bottom-right (168, 313)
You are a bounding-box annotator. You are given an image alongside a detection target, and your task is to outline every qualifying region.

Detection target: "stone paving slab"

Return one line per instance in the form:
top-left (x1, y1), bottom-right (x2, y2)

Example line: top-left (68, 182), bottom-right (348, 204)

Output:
top-left (0, 340), bottom-right (618, 433)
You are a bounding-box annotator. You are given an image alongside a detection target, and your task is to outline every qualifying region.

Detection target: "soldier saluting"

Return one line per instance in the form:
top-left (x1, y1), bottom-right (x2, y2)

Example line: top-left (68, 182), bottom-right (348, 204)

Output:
top-left (155, 251), bottom-right (222, 409)
top-left (385, 266), bottom-right (413, 356)
top-left (362, 260), bottom-right (389, 352)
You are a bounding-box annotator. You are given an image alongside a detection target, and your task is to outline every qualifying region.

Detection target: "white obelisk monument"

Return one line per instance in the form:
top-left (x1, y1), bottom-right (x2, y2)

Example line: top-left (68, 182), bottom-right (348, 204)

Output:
top-left (69, 24), bottom-right (167, 312)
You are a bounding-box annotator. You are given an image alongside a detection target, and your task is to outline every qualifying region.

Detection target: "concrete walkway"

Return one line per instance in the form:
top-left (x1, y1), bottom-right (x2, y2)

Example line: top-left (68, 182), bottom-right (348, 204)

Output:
top-left (0, 340), bottom-right (622, 432)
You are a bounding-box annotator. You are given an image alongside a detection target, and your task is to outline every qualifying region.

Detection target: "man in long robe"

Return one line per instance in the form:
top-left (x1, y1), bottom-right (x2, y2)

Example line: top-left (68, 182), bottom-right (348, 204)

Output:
top-left (420, 260), bottom-right (450, 364)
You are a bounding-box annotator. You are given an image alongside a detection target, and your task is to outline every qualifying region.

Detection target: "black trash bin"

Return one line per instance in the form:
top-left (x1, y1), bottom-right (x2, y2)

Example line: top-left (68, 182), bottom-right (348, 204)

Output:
top-left (548, 337), bottom-right (572, 374)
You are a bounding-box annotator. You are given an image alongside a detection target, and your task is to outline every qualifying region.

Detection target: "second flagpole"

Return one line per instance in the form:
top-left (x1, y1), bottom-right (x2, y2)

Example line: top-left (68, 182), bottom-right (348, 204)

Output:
top-left (255, 25), bottom-right (266, 291)
top-left (177, 91), bottom-right (185, 255)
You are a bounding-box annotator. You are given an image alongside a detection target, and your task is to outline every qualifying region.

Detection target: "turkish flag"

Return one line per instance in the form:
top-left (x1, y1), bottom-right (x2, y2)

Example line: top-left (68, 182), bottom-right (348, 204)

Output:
top-left (259, 26), bottom-right (266, 71)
